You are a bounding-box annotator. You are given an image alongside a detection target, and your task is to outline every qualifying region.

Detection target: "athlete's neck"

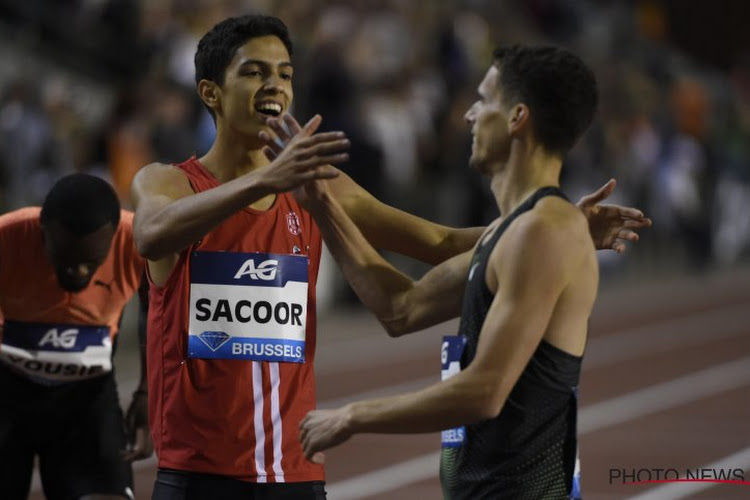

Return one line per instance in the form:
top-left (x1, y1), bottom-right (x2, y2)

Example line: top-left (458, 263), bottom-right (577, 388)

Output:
top-left (199, 131), bottom-right (271, 183)
top-left (490, 144), bottom-right (561, 216)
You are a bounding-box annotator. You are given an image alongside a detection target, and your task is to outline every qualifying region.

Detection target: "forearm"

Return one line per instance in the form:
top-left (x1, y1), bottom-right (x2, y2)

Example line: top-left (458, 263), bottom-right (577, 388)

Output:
top-left (309, 193), bottom-right (415, 334)
top-left (347, 375), bottom-right (496, 435)
top-left (331, 173), bottom-right (483, 265)
top-left (442, 226), bottom-right (485, 259)
top-left (136, 172), bottom-right (272, 259)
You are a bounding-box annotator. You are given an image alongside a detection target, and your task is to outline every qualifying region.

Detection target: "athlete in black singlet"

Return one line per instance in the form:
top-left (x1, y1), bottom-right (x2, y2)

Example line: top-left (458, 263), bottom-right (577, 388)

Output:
top-left (440, 187), bottom-right (582, 499)
top-left (270, 44), bottom-right (646, 499)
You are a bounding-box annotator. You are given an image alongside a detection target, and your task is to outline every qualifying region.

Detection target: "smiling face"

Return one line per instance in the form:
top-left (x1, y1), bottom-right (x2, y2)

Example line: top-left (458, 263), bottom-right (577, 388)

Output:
top-left (202, 35), bottom-right (293, 139)
top-left (464, 66), bottom-right (511, 175)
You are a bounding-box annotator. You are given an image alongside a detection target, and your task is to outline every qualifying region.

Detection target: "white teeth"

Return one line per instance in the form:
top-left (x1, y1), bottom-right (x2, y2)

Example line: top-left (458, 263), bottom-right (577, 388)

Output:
top-left (257, 103), bottom-right (282, 114)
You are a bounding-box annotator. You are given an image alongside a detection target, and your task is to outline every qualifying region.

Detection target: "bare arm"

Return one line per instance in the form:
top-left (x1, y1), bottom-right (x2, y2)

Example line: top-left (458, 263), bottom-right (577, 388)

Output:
top-left (305, 186), bottom-right (472, 336)
top-left (327, 171), bottom-right (483, 264)
top-left (260, 113), bottom-right (484, 264)
top-left (298, 201), bottom-right (597, 460)
top-left (262, 116), bottom-right (649, 264)
top-left (132, 116), bottom-right (349, 262)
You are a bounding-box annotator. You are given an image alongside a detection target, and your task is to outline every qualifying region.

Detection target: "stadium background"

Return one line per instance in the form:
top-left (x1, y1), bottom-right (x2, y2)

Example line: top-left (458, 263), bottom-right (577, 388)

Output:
top-left (1, 0), bottom-right (749, 498)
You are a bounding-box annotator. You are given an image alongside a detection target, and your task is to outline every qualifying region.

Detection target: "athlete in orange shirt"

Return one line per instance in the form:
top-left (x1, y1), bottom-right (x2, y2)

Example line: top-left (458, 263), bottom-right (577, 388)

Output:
top-left (0, 173), bottom-right (151, 500)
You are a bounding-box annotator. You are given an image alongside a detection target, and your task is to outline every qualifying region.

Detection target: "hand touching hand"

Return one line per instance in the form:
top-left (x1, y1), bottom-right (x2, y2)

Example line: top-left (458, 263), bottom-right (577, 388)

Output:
top-left (259, 113), bottom-right (340, 207)
top-left (256, 114), bottom-right (349, 193)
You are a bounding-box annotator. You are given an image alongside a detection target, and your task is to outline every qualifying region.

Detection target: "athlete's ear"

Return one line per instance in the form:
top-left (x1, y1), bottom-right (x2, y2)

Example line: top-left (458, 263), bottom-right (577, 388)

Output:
top-left (198, 80), bottom-right (220, 110)
top-left (509, 104), bottom-right (529, 134)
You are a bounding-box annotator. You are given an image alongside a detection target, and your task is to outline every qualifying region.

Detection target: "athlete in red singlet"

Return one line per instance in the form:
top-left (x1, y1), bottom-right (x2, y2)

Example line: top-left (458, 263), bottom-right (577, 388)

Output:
top-left (147, 157), bottom-right (324, 482)
top-left (132, 14), bottom-right (650, 500)
top-left (0, 173), bottom-right (151, 500)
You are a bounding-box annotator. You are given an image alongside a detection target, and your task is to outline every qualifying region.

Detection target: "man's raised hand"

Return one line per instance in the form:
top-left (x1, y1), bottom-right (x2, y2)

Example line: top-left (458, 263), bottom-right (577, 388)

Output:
top-left (256, 114), bottom-right (349, 192)
top-left (576, 179), bottom-right (652, 253)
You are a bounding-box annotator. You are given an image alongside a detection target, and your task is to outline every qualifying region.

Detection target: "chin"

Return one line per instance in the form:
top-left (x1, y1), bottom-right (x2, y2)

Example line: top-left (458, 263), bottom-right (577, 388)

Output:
top-left (468, 157), bottom-right (487, 174)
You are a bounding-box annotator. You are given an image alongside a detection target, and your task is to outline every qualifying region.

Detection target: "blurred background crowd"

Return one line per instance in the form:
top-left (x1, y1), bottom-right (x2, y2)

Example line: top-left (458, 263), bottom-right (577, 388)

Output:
top-left (1, 0), bottom-right (749, 301)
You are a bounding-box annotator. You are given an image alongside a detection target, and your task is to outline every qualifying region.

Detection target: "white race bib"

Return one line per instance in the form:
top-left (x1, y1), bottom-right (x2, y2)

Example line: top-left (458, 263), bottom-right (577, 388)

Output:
top-left (187, 251), bottom-right (308, 363)
top-left (0, 321), bottom-right (112, 384)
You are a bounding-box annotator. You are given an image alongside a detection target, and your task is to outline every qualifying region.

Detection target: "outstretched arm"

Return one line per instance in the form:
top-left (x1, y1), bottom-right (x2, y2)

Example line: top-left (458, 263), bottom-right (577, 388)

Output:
top-left (261, 116), bottom-right (649, 264)
top-left (132, 115), bottom-right (349, 262)
top-left (298, 201), bottom-right (597, 462)
top-left (261, 114), bottom-right (483, 264)
top-left (303, 182), bottom-right (471, 336)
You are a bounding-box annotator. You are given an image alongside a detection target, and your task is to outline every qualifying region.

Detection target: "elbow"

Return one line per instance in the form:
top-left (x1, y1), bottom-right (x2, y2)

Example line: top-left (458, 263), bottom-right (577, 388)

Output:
top-left (382, 323), bottom-right (407, 338)
top-left (135, 240), bottom-right (160, 261)
top-left (135, 228), bottom-right (167, 261)
top-left (380, 313), bottom-right (413, 338)
top-left (475, 397), bottom-right (504, 420)
top-left (466, 382), bottom-right (505, 421)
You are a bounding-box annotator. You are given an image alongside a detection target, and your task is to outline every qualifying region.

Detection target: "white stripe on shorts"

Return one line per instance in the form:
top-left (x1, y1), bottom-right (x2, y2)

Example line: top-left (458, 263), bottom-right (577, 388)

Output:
top-left (270, 362), bottom-right (285, 482)
top-left (252, 362), bottom-right (267, 482)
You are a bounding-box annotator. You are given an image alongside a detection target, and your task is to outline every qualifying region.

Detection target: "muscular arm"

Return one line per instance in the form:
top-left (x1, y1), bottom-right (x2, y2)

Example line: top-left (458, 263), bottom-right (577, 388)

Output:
top-left (299, 200), bottom-right (597, 458)
top-left (131, 162), bottom-right (276, 260)
top-left (262, 115), bottom-right (649, 263)
top-left (329, 174), bottom-right (648, 263)
top-left (131, 116), bottom-right (349, 284)
top-left (306, 187), bottom-right (472, 336)
top-left (328, 171), bottom-right (483, 264)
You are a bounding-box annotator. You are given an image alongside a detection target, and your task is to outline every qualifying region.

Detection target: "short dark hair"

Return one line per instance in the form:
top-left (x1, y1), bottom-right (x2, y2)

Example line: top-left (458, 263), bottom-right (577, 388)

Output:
top-left (195, 14), bottom-right (293, 88)
top-left (40, 174), bottom-right (121, 235)
top-left (493, 45), bottom-right (598, 155)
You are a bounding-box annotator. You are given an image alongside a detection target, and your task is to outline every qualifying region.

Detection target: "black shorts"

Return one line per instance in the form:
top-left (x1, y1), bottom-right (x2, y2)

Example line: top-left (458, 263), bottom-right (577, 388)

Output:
top-left (0, 363), bottom-right (133, 500)
top-left (152, 469), bottom-right (327, 500)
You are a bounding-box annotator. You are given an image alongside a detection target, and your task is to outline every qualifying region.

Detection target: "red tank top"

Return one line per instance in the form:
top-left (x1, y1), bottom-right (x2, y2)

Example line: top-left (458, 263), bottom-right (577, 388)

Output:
top-left (147, 157), bottom-right (324, 483)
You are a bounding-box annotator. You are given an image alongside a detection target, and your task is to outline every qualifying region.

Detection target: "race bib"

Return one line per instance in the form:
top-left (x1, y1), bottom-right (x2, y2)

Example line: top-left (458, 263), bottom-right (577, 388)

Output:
top-left (441, 335), bottom-right (467, 447)
top-left (0, 320), bottom-right (112, 384)
top-left (188, 251), bottom-right (308, 363)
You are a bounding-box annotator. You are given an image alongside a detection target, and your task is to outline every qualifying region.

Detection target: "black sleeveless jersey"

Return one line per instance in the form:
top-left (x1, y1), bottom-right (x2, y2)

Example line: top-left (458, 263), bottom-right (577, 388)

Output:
top-left (440, 187), bottom-right (583, 500)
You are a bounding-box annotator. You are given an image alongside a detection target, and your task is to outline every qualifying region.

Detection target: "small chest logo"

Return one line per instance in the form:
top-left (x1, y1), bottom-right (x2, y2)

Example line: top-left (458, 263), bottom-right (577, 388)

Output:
top-left (287, 211), bottom-right (302, 235)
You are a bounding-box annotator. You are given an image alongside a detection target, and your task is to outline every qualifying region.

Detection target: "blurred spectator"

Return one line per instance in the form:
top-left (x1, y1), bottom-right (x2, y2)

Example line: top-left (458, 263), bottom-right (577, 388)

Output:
top-left (0, 79), bottom-right (69, 210)
top-left (1, 0), bottom-right (749, 287)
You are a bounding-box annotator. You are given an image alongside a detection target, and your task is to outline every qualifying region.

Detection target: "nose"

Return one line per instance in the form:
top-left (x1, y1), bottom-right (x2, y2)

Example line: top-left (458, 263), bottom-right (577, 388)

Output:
top-left (263, 74), bottom-right (284, 93)
top-left (464, 105), bottom-right (476, 125)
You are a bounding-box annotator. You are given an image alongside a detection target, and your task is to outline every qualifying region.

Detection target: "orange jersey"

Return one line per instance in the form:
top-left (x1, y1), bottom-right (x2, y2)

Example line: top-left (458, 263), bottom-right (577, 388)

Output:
top-left (0, 208), bottom-right (144, 382)
top-left (147, 157), bottom-right (324, 483)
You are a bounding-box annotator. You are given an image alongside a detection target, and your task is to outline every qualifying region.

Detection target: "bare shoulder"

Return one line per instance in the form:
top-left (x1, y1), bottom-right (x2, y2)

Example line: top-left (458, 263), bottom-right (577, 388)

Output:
top-left (131, 162), bottom-right (193, 204)
top-left (132, 162), bottom-right (188, 188)
top-left (508, 196), bottom-right (593, 257)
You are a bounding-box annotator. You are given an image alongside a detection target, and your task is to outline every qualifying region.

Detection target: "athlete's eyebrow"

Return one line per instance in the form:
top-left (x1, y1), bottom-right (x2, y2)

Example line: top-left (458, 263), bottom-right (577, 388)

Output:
top-left (238, 59), bottom-right (293, 70)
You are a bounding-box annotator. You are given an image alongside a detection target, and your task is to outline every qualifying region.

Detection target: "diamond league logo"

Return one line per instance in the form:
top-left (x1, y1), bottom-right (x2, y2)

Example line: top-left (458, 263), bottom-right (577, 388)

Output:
top-left (198, 331), bottom-right (231, 352)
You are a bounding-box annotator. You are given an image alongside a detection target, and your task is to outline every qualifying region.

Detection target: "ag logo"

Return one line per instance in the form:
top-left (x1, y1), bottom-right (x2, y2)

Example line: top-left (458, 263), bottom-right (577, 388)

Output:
top-left (38, 328), bottom-right (79, 349)
top-left (234, 259), bottom-right (279, 281)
